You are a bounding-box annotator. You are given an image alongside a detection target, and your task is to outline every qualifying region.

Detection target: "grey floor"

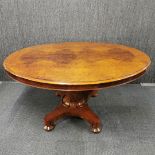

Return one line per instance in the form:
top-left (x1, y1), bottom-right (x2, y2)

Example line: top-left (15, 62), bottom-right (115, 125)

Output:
top-left (0, 82), bottom-right (154, 155)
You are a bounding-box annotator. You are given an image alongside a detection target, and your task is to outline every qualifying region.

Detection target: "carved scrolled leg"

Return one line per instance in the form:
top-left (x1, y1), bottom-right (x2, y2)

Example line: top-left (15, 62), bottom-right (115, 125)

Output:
top-left (76, 104), bottom-right (102, 133)
top-left (44, 104), bottom-right (66, 131)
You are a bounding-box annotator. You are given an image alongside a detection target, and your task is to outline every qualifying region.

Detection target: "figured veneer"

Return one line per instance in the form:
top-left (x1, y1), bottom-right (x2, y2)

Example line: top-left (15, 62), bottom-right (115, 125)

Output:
top-left (3, 42), bottom-right (151, 133)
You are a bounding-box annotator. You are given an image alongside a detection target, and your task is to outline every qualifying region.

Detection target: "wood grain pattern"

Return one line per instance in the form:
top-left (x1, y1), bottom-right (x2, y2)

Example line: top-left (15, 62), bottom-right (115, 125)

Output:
top-left (3, 42), bottom-right (151, 133)
top-left (0, 0), bottom-right (155, 82)
top-left (3, 42), bottom-right (151, 87)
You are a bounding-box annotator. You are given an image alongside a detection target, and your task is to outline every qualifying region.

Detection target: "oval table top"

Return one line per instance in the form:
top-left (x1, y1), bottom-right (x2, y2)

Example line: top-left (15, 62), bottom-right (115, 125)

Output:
top-left (3, 42), bottom-right (151, 91)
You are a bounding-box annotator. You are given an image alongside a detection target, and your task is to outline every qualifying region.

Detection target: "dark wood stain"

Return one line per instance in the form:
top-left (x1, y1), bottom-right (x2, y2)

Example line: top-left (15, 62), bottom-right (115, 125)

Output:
top-left (21, 49), bottom-right (76, 65)
top-left (106, 48), bottom-right (134, 61)
top-left (79, 47), bottom-right (134, 62)
top-left (21, 47), bottom-right (134, 66)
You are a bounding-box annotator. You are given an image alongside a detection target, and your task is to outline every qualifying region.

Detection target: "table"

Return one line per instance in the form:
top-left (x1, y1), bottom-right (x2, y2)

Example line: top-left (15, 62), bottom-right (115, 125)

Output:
top-left (3, 42), bottom-right (151, 133)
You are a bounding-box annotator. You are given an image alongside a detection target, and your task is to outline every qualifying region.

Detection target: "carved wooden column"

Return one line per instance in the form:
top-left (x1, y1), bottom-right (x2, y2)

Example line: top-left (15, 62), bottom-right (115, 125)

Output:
top-left (44, 90), bottom-right (102, 133)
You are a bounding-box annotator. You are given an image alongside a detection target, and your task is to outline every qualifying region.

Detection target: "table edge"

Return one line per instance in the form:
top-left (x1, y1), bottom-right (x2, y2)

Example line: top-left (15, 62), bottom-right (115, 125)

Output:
top-left (6, 69), bottom-right (147, 91)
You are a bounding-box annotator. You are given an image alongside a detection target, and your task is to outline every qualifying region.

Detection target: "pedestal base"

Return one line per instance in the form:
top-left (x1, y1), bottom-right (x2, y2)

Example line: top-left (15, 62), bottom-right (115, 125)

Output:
top-left (44, 90), bottom-right (102, 133)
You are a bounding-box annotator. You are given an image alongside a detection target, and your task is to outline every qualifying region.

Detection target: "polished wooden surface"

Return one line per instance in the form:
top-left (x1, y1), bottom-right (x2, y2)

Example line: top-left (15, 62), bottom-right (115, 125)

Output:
top-left (3, 42), bottom-right (151, 133)
top-left (3, 42), bottom-right (150, 86)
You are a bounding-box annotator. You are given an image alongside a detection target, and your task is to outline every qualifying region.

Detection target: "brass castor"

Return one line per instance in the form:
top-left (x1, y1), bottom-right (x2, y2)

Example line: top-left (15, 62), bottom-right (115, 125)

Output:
top-left (91, 126), bottom-right (102, 133)
top-left (44, 125), bottom-right (55, 131)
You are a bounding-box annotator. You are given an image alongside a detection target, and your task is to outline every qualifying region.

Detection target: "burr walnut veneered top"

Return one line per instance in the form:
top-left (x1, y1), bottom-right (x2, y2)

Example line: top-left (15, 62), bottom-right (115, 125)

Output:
top-left (3, 42), bottom-right (150, 85)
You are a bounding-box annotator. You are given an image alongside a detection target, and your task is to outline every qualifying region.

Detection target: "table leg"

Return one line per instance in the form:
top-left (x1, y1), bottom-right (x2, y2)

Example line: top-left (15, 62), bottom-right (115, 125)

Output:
top-left (44, 90), bottom-right (102, 133)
